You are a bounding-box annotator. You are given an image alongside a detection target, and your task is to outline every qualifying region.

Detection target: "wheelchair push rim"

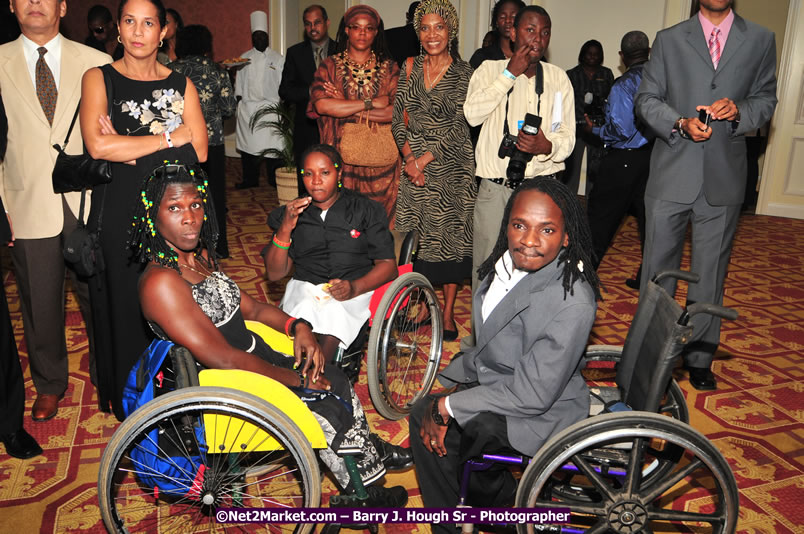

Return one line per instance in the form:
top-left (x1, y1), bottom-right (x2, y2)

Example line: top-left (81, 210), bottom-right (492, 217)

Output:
top-left (98, 387), bottom-right (320, 534)
top-left (367, 272), bottom-right (443, 420)
top-left (515, 412), bottom-right (738, 534)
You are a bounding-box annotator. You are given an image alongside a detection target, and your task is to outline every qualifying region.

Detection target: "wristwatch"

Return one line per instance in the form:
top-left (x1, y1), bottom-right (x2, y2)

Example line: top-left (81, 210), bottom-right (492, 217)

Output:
top-left (431, 398), bottom-right (451, 426)
top-left (289, 318), bottom-right (314, 337)
top-left (676, 117), bottom-right (691, 139)
top-left (364, 98), bottom-right (373, 110)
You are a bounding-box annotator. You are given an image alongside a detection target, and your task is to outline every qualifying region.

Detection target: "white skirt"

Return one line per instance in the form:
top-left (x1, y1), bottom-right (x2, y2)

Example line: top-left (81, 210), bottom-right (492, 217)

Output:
top-left (280, 278), bottom-right (373, 348)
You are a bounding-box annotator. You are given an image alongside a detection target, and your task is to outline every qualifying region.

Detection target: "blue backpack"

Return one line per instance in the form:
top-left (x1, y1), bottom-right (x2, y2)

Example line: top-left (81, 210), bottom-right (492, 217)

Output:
top-left (121, 340), bottom-right (208, 498)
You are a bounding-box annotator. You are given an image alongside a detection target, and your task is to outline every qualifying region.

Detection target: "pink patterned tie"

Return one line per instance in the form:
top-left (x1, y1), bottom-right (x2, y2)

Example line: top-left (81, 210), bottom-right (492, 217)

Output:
top-left (708, 28), bottom-right (721, 70)
top-left (36, 47), bottom-right (58, 125)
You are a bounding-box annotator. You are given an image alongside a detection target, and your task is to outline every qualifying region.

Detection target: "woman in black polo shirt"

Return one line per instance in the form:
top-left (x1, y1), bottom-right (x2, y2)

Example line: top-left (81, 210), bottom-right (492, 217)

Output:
top-left (265, 144), bottom-right (397, 362)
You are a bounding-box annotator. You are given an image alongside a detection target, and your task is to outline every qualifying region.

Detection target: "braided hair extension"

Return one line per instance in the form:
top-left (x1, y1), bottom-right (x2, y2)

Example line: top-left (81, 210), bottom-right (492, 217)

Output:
top-left (477, 178), bottom-right (602, 301)
top-left (127, 161), bottom-right (220, 273)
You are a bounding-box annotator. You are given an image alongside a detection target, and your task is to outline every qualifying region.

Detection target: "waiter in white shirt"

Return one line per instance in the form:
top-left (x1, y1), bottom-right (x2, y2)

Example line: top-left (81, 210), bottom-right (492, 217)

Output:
top-left (235, 10), bottom-right (284, 189)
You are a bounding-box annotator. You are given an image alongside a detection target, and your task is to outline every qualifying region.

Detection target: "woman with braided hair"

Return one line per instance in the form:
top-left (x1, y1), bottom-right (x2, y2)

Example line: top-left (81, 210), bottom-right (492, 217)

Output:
top-left (409, 177), bottom-right (600, 521)
top-left (128, 163), bottom-right (408, 506)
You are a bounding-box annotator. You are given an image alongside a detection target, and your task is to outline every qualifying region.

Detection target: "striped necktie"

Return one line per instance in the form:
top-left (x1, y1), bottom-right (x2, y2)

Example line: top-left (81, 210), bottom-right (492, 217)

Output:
top-left (708, 27), bottom-right (722, 70)
top-left (36, 46), bottom-right (58, 125)
top-left (314, 46), bottom-right (324, 68)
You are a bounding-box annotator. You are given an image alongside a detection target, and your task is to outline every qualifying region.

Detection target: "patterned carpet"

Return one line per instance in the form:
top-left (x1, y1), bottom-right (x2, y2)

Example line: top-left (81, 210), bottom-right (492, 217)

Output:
top-left (1, 158), bottom-right (802, 533)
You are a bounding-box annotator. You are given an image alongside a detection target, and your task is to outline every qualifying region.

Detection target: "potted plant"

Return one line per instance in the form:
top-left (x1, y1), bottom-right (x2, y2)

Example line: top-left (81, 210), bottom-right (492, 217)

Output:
top-left (250, 102), bottom-right (297, 205)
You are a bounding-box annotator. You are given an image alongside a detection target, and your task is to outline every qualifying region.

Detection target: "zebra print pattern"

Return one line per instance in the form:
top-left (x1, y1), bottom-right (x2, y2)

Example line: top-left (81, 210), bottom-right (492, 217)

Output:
top-left (392, 56), bottom-right (476, 264)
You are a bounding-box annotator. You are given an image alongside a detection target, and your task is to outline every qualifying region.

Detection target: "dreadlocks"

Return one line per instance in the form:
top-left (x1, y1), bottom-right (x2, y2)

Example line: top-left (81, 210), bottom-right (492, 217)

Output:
top-left (477, 177), bottom-right (602, 301)
top-left (127, 162), bottom-right (220, 272)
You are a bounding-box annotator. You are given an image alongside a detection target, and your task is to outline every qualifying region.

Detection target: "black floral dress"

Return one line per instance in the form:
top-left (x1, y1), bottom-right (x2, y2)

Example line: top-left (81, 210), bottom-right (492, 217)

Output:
top-left (149, 270), bottom-right (386, 489)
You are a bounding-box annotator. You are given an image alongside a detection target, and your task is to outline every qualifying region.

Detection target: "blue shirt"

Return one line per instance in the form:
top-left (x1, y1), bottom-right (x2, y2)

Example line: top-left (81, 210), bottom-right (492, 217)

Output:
top-left (592, 63), bottom-right (649, 149)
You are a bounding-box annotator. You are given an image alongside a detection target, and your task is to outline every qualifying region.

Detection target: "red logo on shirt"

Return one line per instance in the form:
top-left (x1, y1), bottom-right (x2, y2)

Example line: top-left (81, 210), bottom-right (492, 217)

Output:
top-left (350, 229), bottom-right (361, 238)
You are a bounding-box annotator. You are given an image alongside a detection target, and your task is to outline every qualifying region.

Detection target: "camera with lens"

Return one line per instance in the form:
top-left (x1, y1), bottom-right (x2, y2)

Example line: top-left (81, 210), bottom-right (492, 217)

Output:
top-left (498, 113), bottom-right (542, 183)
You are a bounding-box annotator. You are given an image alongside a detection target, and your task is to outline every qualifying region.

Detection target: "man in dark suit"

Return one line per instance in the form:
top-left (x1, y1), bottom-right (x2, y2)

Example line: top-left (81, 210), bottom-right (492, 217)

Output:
top-left (635, 0), bottom-right (777, 390)
top-left (384, 2), bottom-right (420, 67)
top-left (409, 179), bottom-right (600, 526)
top-left (278, 4), bottom-right (336, 194)
top-left (0, 97), bottom-right (41, 459)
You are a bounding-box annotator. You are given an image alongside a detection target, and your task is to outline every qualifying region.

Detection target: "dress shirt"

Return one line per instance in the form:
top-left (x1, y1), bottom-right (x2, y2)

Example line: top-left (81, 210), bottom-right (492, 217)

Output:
top-left (464, 59), bottom-right (575, 180)
top-left (22, 33), bottom-right (61, 88)
top-left (592, 63), bottom-right (649, 149)
top-left (267, 188), bottom-right (395, 285)
top-left (698, 9), bottom-right (734, 54)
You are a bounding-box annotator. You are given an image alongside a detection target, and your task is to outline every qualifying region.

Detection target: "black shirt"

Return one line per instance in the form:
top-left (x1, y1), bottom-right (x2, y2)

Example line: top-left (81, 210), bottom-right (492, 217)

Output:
top-left (268, 189), bottom-right (395, 285)
top-left (469, 44), bottom-right (506, 69)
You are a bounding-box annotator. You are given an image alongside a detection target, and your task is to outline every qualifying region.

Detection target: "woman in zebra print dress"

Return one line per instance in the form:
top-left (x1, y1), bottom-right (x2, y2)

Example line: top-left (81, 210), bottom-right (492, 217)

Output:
top-left (391, 0), bottom-right (476, 340)
top-left (307, 5), bottom-right (401, 225)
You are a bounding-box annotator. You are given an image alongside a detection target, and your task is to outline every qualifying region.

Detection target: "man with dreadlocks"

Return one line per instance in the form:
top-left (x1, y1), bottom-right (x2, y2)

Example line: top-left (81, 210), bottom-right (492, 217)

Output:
top-left (128, 163), bottom-right (408, 507)
top-left (409, 178), bottom-right (600, 521)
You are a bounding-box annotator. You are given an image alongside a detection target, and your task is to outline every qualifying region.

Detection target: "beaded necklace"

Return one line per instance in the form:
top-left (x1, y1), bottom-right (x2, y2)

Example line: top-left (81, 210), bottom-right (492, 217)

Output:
top-left (338, 51), bottom-right (384, 99)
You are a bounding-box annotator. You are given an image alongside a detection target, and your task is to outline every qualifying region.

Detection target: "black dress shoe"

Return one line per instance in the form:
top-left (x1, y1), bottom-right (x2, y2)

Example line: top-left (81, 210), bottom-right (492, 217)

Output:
top-left (369, 433), bottom-right (413, 471)
top-left (1, 428), bottom-right (43, 459)
top-left (686, 366), bottom-right (717, 390)
top-left (624, 277), bottom-right (640, 290)
top-left (443, 329), bottom-right (459, 342)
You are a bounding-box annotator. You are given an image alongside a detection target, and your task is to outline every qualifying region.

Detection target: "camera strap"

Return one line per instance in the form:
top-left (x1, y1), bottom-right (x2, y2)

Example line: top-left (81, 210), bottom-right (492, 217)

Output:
top-left (502, 62), bottom-right (544, 137)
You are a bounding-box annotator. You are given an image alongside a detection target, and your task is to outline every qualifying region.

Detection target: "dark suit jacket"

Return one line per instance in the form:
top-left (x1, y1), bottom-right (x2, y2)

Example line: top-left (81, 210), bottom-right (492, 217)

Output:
top-left (438, 257), bottom-right (596, 457)
top-left (635, 14), bottom-right (777, 206)
top-left (385, 24), bottom-right (419, 67)
top-left (278, 38), bottom-right (337, 160)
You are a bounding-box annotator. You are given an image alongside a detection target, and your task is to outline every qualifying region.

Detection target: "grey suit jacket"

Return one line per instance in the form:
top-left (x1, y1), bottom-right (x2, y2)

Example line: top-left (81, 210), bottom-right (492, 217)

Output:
top-left (439, 257), bottom-right (596, 457)
top-left (635, 14), bottom-right (777, 206)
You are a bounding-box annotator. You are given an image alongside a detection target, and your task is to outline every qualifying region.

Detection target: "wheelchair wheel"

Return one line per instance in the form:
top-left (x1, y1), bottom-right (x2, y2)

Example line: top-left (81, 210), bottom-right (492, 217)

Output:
top-left (516, 412), bottom-right (738, 534)
top-left (367, 272), bottom-right (443, 420)
top-left (98, 387), bottom-right (321, 533)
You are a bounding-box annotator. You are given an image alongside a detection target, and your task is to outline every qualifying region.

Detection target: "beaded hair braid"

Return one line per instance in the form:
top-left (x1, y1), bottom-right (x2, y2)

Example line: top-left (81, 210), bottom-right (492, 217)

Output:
top-left (127, 161), bottom-right (220, 272)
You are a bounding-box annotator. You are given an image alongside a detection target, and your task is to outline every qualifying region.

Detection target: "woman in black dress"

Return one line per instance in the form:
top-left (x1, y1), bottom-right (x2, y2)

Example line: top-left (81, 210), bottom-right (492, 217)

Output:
top-left (81, 0), bottom-right (208, 420)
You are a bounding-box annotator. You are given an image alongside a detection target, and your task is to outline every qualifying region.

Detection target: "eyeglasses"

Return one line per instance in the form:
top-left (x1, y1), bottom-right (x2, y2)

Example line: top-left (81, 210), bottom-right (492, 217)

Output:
top-left (348, 24), bottom-right (377, 34)
top-left (92, 26), bottom-right (106, 34)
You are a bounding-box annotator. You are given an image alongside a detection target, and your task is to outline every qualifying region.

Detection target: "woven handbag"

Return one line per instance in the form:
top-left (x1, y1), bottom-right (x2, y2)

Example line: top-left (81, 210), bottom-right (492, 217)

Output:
top-left (340, 112), bottom-right (398, 167)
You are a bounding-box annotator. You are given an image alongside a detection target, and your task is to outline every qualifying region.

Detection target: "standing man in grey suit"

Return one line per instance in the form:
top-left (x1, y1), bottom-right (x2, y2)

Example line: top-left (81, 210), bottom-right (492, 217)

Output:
top-left (0, 0), bottom-right (110, 421)
top-left (278, 4), bottom-right (336, 195)
top-left (409, 178), bottom-right (600, 523)
top-left (635, 0), bottom-right (777, 390)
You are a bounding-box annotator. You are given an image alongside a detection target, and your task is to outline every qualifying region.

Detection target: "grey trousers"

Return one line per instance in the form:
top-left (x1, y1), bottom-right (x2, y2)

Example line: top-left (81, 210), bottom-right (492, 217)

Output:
top-left (640, 190), bottom-right (740, 368)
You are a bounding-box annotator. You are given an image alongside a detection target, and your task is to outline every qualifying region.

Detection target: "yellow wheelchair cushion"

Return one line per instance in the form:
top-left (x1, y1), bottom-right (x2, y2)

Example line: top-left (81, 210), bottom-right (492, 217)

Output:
top-left (245, 320), bottom-right (295, 356)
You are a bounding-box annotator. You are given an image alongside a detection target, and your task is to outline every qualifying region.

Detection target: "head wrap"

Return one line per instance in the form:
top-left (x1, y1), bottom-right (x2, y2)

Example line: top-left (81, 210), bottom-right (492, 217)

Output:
top-left (413, 0), bottom-right (459, 44)
top-left (343, 5), bottom-right (381, 26)
top-left (250, 11), bottom-right (268, 34)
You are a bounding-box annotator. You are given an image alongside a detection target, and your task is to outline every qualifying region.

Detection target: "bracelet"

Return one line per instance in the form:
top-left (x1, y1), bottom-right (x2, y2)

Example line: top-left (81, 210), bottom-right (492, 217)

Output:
top-left (502, 68), bottom-right (516, 80)
top-left (414, 159), bottom-right (421, 171)
top-left (157, 133), bottom-right (164, 150)
top-left (676, 118), bottom-right (691, 139)
top-left (164, 131), bottom-right (174, 148)
top-left (431, 398), bottom-right (450, 426)
top-left (284, 317), bottom-right (296, 338)
top-left (272, 235), bottom-right (291, 249)
top-left (404, 153), bottom-right (414, 161)
top-left (290, 317), bottom-right (313, 337)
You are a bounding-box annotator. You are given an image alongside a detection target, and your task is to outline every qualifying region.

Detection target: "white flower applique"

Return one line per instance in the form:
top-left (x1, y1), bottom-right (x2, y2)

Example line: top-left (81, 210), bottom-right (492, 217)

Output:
top-left (120, 88), bottom-right (185, 136)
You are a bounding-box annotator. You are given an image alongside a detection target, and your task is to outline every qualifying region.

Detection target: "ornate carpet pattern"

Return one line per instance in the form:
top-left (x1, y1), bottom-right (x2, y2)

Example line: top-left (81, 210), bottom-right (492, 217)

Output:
top-left (1, 158), bottom-right (802, 533)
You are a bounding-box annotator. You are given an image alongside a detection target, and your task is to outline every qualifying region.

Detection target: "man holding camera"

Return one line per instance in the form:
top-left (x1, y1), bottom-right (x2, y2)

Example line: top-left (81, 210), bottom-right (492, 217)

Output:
top-left (464, 5), bottom-right (574, 340)
top-left (635, 0), bottom-right (777, 390)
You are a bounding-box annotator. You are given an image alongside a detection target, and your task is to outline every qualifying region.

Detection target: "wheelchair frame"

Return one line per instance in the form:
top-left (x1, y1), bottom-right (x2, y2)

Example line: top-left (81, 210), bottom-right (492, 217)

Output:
top-left (455, 271), bottom-right (740, 534)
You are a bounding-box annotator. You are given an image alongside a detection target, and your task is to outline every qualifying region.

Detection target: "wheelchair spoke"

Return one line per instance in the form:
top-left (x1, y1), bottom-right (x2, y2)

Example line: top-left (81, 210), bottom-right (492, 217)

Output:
top-left (648, 506), bottom-right (725, 525)
top-left (623, 437), bottom-right (646, 497)
top-left (641, 457), bottom-right (703, 503)
top-left (571, 453), bottom-right (619, 503)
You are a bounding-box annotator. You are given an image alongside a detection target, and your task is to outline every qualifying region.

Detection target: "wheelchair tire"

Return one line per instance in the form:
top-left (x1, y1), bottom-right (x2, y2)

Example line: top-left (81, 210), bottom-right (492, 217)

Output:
top-left (98, 387), bottom-right (321, 534)
top-left (367, 272), bottom-right (443, 420)
top-left (515, 412), bottom-right (739, 534)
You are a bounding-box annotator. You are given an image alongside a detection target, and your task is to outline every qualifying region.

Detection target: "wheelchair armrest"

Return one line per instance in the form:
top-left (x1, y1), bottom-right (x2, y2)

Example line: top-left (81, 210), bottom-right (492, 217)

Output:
top-left (653, 270), bottom-right (700, 285)
top-left (685, 302), bottom-right (739, 322)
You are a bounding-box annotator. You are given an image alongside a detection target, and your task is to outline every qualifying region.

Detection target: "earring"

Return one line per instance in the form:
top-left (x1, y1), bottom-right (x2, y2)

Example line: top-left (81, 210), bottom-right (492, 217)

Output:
top-left (160, 39), bottom-right (164, 47)
top-left (448, 40), bottom-right (452, 56)
top-left (117, 36), bottom-right (122, 43)
top-left (420, 43), bottom-right (424, 57)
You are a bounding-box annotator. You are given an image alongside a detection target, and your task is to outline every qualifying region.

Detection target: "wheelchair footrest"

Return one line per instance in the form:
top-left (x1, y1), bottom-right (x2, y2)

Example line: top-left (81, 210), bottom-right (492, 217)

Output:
top-left (337, 350), bottom-right (362, 385)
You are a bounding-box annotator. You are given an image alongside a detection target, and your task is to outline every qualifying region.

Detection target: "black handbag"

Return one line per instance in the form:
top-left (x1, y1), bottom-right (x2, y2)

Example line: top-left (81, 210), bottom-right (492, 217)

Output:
top-left (63, 187), bottom-right (106, 278)
top-left (51, 65), bottom-right (113, 194)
